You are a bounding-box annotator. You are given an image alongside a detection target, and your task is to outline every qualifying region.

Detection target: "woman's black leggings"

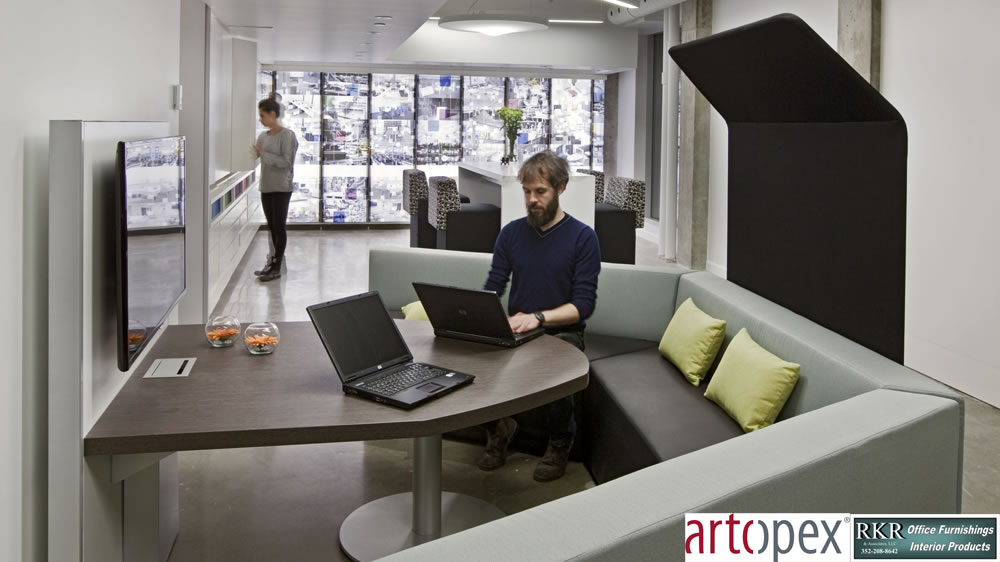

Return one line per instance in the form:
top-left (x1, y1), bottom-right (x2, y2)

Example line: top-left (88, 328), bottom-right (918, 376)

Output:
top-left (261, 191), bottom-right (292, 260)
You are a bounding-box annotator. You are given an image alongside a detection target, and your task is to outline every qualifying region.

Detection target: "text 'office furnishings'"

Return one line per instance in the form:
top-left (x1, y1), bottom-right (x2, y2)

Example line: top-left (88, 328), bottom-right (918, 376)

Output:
top-left (370, 246), bottom-right (963, 561)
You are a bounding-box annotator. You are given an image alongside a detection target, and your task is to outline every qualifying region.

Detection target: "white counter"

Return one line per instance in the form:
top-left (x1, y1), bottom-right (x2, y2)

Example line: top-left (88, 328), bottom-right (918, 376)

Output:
top-left (457, 162), bottom-right (596, 228)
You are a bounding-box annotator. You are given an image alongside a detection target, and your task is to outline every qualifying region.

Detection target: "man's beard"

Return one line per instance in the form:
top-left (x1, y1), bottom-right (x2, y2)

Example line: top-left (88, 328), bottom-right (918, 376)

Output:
top-left (526, 194), bottom-right (559, 228)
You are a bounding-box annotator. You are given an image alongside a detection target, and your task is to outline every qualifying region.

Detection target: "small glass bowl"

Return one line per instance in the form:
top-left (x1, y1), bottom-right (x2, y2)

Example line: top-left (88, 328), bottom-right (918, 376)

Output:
top-left (244, 322), bottom-right (280, 355)
top-left (126, 320), bottom-right (147, 352)
top-left (205, 315), bottom-right (241, 348)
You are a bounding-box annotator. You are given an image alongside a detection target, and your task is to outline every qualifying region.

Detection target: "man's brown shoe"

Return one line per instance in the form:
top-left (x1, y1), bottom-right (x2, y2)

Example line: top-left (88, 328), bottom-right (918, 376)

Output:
top-left (533, 437), bottom-right (573, 482)
top-left (476, 417), bottom-right (518, 470)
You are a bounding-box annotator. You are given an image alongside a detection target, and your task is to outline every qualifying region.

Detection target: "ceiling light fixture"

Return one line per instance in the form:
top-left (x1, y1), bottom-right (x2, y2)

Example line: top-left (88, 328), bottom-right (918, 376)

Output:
top-left (428, 16), bottom-right (440, 20)
top-left (548, 19), bottom-right (603, 24)
top-left (438, 14), bottom-right (547, 36)
top-left (373, 22), bottom-right (387, 27)
top-left (603, 0), bottom-right (639, 8)
top-left (374, 15), bottom-right (392, 20)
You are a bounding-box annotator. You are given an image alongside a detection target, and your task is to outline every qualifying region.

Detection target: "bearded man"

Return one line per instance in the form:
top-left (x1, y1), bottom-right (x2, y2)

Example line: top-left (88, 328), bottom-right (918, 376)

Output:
top-left (477, 150), bottom-right (601, 482)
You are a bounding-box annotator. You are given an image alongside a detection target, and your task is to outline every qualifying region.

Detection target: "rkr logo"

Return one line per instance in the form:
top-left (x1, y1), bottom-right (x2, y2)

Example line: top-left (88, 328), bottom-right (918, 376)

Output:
top-left (685, 513), bottom-right (852, 561)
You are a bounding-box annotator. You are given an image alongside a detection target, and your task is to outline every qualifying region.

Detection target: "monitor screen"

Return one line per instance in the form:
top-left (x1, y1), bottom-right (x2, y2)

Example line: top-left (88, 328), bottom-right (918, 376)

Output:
top-left (116, 136), bottom-right (186, 371)
top-left (309, 292), bottom-right (411, 381)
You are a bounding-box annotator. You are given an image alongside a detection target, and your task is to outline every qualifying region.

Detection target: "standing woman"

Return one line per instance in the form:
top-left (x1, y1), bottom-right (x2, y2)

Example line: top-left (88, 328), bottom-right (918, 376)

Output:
top-left (254, 94), bottom-right (298, 281)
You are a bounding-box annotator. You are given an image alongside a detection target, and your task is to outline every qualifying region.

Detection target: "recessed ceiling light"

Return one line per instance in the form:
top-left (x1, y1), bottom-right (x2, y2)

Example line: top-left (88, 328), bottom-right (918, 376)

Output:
top-left (603, 0), bottom-right (638, 8)
top-left (374, 15), bottom-right (392, 20)
top-left (428, 16), bottom-right (440, 20)
top-left (373, 22), bottom-right (387, 27)
top-left (368, 31), bottom-right (381, 35)
top-left (548, 19), bottom-right (603, 24)
top-left (438, 14), bottom-right (548, 36)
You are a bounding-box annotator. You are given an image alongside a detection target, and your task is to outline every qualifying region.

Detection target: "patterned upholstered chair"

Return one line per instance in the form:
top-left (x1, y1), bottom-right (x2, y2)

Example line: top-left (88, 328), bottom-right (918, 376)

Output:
top-left (404, 169), bottom-right (472, 249)
top-left (403, 169), bottom-right (435, 248)
top-left (594, 176), bottom-right (647, 264)
top-left (427, 176), bottom-right (500, 253)
top-left (576, 168), bottom-right (606, 203)
top-left (604, 176), bottom-right (646, 228)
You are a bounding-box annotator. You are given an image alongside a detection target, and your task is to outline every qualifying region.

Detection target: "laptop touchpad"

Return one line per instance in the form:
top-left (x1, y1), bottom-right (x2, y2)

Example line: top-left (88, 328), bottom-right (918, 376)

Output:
top-left (417, 382), bottom-right (444, 393)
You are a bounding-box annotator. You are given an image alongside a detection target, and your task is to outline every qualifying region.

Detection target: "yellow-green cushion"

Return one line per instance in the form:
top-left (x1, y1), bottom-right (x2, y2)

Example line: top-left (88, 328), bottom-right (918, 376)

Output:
top-left (704, 328), bottom-right (800, 432)
top-left (401, 300), bottom-right (429, 321)
top-left (658, 298), bottom-right (727, 386)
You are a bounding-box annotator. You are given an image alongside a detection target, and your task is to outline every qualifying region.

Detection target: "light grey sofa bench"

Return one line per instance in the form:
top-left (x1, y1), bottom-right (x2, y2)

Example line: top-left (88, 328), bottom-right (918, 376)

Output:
top-left (368, 246), bottom-right (964, 561)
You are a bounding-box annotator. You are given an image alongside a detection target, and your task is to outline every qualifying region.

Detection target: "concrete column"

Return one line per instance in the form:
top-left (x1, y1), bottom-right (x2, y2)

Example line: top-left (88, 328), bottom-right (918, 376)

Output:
top-left (603, 73), bottom-right (619, 177)
top-left (659, 5), bottom-right (680, 261)
top-left (676, 0), bottom-right (711, 270)
top-left (838, 0), bottom-right (882, 89)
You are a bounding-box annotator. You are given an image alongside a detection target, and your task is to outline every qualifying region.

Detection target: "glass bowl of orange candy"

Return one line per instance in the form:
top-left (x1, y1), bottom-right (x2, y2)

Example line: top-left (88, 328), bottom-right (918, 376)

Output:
top-left (205, 315), bottom-right (241, 348)
top-left (244, 322), bottom-right (280, 355)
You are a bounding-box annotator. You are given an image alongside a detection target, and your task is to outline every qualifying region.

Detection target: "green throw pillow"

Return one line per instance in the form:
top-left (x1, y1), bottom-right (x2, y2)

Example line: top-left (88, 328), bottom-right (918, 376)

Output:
top-left (704, 328), bottom-right (800, 432)
top-left (401, 300), bottom-right (429, 321)
top-left (658, 298), bottom-right (727, 386)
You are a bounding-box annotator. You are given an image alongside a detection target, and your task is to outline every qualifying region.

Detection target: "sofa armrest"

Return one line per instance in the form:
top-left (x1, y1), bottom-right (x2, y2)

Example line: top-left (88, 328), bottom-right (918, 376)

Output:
top-left (378, 389), bottom-right (962, 562)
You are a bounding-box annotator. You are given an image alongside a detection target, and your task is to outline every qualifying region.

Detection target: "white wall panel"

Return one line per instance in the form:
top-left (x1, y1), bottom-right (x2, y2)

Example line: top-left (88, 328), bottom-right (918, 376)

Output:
top-left (883, 0), bottom-right (1000, 406)
top-left (0, 1), bottom-right (180, 560)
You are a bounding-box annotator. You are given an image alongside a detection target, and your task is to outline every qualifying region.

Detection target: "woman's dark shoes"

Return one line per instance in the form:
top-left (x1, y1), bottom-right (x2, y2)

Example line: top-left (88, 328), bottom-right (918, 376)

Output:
top-left (253, 255), bottom-right (274, 276)
top-left (257, 256), bottom-right (283, 282)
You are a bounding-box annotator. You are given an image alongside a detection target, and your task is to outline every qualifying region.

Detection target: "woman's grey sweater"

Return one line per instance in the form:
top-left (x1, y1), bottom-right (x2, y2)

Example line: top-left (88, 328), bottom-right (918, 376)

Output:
top-left (256, 128), bottom-right (299, 193)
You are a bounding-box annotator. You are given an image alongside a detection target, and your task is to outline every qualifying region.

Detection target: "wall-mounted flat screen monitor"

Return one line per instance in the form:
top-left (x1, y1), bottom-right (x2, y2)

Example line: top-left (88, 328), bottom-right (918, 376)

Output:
top-left (115, 136), bottom-right (186, 371)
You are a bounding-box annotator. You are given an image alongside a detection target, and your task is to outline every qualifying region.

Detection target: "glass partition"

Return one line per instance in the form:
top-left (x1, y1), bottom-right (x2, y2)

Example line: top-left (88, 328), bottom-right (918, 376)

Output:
top-left (592, 79), bottom-right (606, 172)
top-left (264, 71), bottom-right (605, 222)
top-left (417, 74), bottom-right (462, 179)
top-left (369, 73), bottom-right (414, 222)
top-left (506, 77), bottom-right (550, 161)
top-left (321, 73), bottom-right (369, 222)
top-left (551, 78), bottom-right (592, 169)
top-left (462, 76), bottom-right (505, 163)
top-left (275, 71), bottom-right (321, 222)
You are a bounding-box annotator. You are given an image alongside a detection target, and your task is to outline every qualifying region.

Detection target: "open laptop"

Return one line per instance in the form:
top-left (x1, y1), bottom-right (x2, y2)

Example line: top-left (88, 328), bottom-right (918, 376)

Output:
top-left (306, 291), bottom-right (474, 409)
top-left (412, 282), bottom-right (545, 348)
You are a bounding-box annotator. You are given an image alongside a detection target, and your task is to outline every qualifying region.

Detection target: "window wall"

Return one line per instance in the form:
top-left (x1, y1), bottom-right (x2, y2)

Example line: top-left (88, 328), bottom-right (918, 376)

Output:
top-left (271, 71), bottom-right (605, 224)
top-left (276, 71), bottom-right (322, 222)
top-left (506, 77), bottom-right (550, 161)
top-left (418, 74), bottom-right (462, 180)
top-left (551, 78), bottom-right (592, 169)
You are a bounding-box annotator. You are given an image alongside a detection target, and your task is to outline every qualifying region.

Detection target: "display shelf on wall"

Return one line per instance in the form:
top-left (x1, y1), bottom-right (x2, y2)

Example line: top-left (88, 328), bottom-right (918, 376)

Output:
top-left (208, 167), bottom-right (262, 311)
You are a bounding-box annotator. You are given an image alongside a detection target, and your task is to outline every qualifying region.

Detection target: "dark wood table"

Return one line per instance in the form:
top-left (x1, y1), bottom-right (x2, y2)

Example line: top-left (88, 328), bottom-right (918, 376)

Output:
top-left (85, 320), bottom-right (590, 561)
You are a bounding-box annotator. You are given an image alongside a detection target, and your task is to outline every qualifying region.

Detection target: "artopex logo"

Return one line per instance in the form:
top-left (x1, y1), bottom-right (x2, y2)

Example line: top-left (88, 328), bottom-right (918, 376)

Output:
top-left (685, 513), bottom-right (852, 561)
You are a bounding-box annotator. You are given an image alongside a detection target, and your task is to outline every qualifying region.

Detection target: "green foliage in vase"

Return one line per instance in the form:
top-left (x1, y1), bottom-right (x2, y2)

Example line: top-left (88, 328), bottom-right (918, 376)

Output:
top-left (497, 107), bottom-right (524, 158)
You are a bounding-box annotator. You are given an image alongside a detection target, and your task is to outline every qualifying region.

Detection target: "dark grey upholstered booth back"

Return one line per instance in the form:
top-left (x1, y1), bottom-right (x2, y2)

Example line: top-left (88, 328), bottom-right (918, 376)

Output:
top-left (670, 14), bottom-right (907, 362)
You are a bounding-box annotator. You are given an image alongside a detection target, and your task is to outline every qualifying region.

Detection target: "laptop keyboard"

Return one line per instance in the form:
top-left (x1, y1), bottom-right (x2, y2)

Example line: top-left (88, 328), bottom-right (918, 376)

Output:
top-left (366, 364), bottom-right (444, 396)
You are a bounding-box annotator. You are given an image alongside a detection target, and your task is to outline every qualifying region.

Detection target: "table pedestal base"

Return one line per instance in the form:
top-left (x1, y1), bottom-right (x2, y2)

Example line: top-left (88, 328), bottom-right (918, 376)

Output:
top-left (339, 491), bottom-right (503, 562)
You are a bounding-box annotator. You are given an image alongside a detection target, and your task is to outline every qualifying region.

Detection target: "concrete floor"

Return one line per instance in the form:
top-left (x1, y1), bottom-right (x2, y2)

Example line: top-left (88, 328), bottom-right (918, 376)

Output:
top-left (168, 228), bottom-right (1000, 562)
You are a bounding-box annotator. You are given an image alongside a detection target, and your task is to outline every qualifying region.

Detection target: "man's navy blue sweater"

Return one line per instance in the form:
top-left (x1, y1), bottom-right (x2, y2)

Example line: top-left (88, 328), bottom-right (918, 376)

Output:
top-left (484, 214), bottom-right (601, 332)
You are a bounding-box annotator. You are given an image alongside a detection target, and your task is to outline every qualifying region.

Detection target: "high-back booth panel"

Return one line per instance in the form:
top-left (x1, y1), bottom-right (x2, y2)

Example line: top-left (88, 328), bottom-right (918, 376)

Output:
top-left (669, 14), bottom-right (907, 362)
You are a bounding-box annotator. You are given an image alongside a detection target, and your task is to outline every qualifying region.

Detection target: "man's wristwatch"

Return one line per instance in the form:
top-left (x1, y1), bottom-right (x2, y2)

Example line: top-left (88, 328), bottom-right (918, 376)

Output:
top-left (533, 311), bottom-right (546, 327)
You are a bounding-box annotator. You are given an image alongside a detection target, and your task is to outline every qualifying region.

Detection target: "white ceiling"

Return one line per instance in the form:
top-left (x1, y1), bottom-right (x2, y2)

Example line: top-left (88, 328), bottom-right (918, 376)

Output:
top-left (204, 0), bottom-right (653, 66)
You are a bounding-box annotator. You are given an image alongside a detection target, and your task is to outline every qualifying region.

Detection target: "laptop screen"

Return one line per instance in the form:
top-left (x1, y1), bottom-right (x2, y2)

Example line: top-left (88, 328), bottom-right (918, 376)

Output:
top-left (308, 292), bottom-right (411, 382)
